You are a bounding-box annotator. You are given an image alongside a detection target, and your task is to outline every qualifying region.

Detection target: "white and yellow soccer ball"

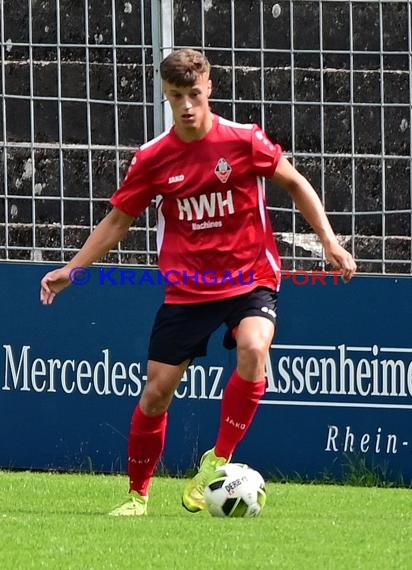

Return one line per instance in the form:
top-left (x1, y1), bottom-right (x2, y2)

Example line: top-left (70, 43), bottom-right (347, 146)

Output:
top-left (204, 462), bottom-right (266, 518)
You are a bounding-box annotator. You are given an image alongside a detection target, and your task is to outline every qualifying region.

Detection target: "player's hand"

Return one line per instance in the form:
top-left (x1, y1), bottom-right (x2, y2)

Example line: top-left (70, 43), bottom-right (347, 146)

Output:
top-left (324, 242), bottom-right (357, 283)
top-left (40, 268), bottom-right (72, 305)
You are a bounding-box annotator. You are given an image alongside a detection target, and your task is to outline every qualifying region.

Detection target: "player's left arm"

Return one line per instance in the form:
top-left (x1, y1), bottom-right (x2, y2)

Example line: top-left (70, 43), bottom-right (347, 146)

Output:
top-left (271, 155), bottom-right (357, 283)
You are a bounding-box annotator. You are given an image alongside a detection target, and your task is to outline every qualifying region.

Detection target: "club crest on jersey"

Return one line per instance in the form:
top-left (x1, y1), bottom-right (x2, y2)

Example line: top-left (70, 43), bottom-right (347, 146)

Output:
top-left (214, 157), bottom-right (232, 183)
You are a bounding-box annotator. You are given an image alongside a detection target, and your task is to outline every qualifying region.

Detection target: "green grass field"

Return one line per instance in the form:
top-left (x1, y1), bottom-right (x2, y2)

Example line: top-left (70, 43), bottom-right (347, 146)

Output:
top-left (1, 471), bottom-right (411, 570)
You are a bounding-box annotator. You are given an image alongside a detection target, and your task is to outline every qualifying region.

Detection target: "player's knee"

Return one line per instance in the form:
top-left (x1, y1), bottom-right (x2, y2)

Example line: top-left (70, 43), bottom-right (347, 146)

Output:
top-left (140, 383), bottom-right (173, 415)
top-left (237, 340), bottom-right (268, 367)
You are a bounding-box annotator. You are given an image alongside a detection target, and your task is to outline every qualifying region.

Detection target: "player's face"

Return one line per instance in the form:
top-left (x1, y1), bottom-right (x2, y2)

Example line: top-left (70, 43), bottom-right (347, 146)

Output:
top-left (163, 74), bottom-right (213, 140)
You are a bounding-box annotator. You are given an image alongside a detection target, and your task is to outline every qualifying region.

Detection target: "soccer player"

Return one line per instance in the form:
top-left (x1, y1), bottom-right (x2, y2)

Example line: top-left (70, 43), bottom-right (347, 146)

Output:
top-left (40, 49), bottom-right (357, 516)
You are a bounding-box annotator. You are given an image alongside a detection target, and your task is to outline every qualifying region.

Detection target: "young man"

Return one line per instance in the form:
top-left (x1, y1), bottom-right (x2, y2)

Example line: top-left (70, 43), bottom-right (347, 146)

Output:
top-left (40, 49), bottom-right (357, 516)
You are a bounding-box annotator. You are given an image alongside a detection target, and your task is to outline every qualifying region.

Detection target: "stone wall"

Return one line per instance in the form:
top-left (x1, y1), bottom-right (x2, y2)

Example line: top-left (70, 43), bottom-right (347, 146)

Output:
top-left (1, 0), bottom-right (411, 272)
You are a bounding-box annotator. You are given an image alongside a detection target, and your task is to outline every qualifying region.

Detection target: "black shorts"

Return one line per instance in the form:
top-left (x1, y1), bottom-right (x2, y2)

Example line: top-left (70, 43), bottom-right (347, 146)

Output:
top-left (148, 287), bottom-right (278, 365)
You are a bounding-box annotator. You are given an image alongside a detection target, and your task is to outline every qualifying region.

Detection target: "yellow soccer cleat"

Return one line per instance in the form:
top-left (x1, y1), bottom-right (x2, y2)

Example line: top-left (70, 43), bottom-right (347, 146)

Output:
top-left (182, 448), bottom-right (230, 513)
top-left (109, 491), bottom-right (148, 517)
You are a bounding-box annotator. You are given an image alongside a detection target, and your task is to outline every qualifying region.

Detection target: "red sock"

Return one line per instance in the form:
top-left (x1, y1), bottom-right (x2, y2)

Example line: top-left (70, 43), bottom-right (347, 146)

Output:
top-left (215, 370), bottom-right (266, 459)
top-left (127, 404), bottom-right (168, 495)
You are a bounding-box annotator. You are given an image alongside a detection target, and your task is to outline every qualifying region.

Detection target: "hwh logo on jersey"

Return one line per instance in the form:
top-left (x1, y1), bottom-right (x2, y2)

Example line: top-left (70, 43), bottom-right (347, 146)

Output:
top-left (177, 190), bottom-right (234, 221)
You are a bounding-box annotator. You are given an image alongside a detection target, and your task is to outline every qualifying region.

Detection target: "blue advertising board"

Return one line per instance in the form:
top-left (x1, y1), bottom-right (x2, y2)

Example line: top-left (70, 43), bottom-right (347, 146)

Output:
top-left (1, 262), bottom-right (411, 484)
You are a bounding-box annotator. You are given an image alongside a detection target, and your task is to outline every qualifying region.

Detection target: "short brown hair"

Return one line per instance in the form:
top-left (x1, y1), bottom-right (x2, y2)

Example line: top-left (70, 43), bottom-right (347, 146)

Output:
top-left (160, 49), bottom-right (211, 86)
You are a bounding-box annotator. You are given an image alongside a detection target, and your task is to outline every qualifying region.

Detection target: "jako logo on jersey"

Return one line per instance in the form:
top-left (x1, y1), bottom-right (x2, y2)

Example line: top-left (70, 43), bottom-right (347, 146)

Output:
top-left (168, 174), bottom-right (185, 184)
top-left (214, 157), bottom-right (232, 183)
top-left (177, 190), bottom-right (234, 221)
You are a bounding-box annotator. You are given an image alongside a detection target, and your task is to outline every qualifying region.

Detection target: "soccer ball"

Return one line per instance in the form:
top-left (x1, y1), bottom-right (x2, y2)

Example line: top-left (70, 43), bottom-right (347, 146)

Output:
top-left (204, 463), bottom-right (266, 518)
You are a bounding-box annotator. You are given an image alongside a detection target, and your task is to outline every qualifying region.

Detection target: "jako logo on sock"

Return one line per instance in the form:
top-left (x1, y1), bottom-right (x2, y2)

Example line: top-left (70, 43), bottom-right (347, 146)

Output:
top-left (225, 417), bottom-right (246, 430)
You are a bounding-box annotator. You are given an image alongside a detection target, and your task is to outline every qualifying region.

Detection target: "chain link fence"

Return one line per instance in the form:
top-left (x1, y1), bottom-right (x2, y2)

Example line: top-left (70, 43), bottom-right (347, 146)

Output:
top-left (1, 0), bottom-right (411, 273)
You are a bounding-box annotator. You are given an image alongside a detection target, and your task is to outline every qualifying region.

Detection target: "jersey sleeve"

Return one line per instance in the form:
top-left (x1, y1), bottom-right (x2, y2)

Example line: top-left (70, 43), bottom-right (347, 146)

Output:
top-left (110, 150), bottom-right (155, 217)
top-left (251, 125), bottom-right (283, 178)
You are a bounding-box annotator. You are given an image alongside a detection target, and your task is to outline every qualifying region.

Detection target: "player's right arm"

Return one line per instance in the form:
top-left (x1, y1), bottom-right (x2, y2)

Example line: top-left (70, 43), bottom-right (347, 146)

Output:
top-left (40, 207), bottom-right (135, 305)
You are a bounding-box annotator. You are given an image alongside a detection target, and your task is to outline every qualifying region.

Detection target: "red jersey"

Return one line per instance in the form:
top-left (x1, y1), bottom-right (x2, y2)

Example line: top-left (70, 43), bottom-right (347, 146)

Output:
top-left (110, 114), bottom-right (283, 303)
